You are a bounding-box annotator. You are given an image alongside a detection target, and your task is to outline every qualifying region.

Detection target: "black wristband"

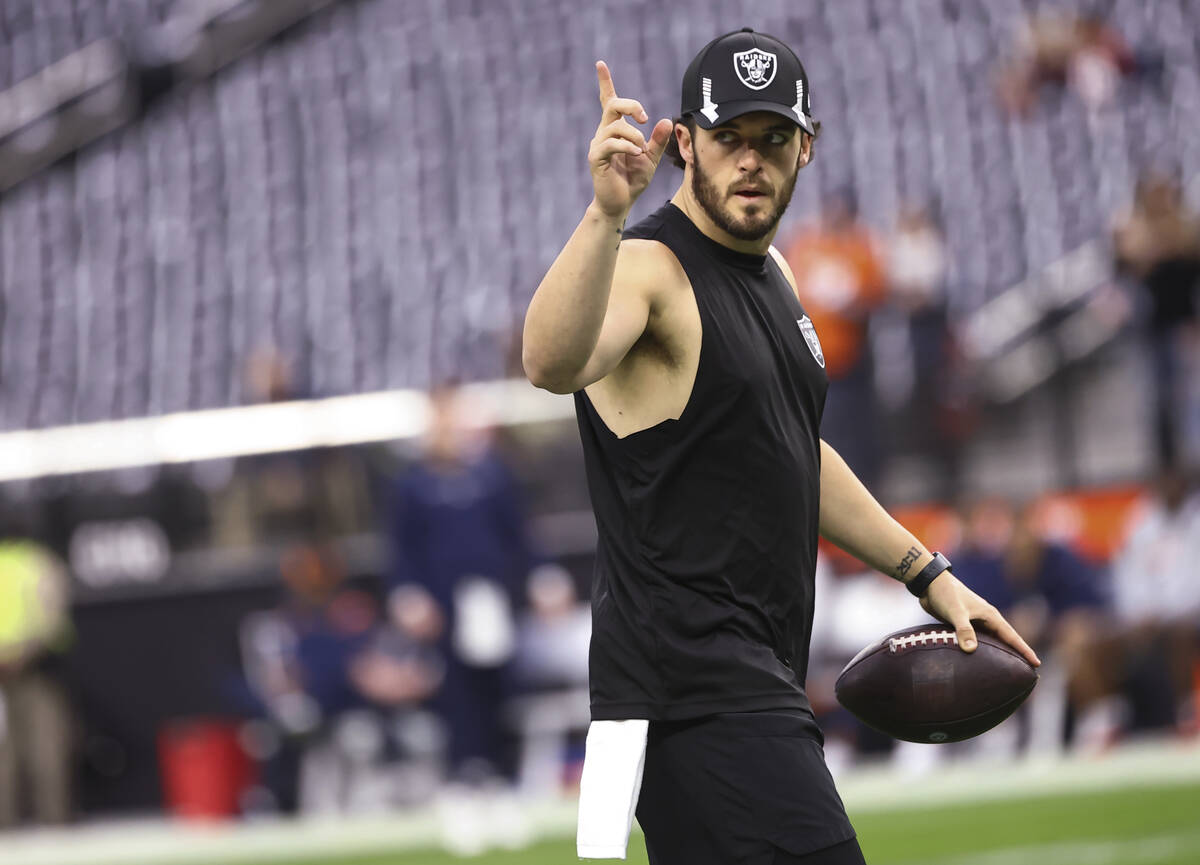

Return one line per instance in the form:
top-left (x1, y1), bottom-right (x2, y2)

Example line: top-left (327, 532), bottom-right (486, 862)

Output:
top-left (905, 551), bottom-right (951, 598)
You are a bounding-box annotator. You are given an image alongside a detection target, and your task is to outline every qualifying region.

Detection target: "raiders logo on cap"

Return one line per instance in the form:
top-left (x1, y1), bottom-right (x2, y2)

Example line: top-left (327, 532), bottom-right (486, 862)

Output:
top-left (734, 48), bottom-right (777, 90)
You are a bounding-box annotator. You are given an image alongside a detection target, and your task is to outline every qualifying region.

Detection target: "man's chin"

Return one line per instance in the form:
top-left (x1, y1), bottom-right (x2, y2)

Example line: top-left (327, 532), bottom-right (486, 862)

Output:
top-left (721, 209), bottom-right (778, 241)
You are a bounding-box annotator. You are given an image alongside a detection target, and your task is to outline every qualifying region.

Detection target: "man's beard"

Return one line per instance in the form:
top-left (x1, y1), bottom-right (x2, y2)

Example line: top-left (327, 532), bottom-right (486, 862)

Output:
top-left (690, 147), bottom-right (801, 242)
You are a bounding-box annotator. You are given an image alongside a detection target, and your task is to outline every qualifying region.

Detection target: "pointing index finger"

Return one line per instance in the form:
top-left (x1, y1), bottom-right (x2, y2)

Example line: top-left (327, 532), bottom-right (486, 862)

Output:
top-left (596, 61), bottom-right (617, 108)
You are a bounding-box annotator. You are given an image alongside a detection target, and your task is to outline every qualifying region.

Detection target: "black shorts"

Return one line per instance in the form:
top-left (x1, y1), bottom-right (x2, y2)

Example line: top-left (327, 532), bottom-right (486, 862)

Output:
top-left (635, 712), bottom-right (864, 865)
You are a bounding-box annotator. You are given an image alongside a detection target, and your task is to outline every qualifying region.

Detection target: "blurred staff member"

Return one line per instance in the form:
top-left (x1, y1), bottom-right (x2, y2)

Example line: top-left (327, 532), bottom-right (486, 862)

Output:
top-left (1113, 171), bottom-right (1200, 469)
top-left (952, 500), bottom-right (1109, 750)
top-left (211, 347), bottom-right (372, 547)
top-left (783, 191), bottom-right (887, 487)
top-left (953, 501), bottom-right (1106, 654)
top-left (876, 204), bottom-right (960, 490)
top-left (387, 385), bottom-right (539, 786)
top-left (996, 12), bottom-right (1138, 115)
top-left (0, 508), bottom-right (74, 827)
top-left (1108, 470), bottom-right (1200, 734)
top-left (522, 29), bottom-right (1038, 865)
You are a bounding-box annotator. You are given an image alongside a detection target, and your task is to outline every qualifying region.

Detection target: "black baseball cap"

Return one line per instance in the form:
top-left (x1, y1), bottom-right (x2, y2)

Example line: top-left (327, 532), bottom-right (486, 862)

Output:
top-left (680, 28), bottom-right (815, 135)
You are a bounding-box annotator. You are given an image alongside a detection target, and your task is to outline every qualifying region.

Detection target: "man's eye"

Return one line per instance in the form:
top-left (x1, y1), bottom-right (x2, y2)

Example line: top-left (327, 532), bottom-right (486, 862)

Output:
top-left (765, 133), bottom-right (787, 146)
top-left (716, 132), bottom-right (738, 143)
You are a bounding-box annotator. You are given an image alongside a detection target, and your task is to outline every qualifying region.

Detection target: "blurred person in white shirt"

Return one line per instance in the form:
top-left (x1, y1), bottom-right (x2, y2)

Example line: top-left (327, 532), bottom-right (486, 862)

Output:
top-left (1114, 471), bottom-right (1200, 625)
top-left (1108, 470), bottom-right (1200, 734)
top-left (1024, 472), bottom-right (1200, 750)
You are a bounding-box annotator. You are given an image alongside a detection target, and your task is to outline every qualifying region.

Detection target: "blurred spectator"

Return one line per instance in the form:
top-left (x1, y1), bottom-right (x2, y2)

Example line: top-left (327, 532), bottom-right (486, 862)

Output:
top-left (1113, 171), bottom-right (1200, 469)
top-left (997, 13), bottom-right (1139, 115)
top-left (387, 385), bottom-right (540, 786)
top-left (1107, 469), bottom-right (1200, 734)
top-left (211, 348), bottom-right (373, 547)
top-left (783, 191), bottom-right (887, 486)
top-left (240, 542), bottom-right (437, 813)
top-left (0, 504), bottom-right (74, 827)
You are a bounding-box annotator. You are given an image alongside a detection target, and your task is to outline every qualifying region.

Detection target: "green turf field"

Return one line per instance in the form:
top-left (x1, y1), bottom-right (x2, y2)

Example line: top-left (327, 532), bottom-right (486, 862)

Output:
top-left (219, 781), bottom-right (1200, 865)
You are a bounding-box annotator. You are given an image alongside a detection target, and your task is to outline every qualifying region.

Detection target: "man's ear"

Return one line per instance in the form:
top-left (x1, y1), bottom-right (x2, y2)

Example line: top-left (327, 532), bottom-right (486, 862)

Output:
top-left (799, 131), bottom-right (814, 168)
top-left (676, 122), bottom-right (695, 167)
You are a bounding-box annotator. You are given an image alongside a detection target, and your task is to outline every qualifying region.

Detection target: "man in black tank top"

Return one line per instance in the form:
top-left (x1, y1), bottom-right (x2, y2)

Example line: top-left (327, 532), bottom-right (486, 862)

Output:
top-left (523, 29), bottom-right (1041, 865)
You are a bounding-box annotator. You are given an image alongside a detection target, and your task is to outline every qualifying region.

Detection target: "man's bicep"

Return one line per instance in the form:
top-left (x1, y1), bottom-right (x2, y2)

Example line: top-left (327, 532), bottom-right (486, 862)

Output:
top-left (564, 243), bottom-right (657, 391)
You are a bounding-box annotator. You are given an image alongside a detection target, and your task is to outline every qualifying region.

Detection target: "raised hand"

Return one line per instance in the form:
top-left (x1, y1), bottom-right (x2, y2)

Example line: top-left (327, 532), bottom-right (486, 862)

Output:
top-left (588, 61), bottom-right (673, 219)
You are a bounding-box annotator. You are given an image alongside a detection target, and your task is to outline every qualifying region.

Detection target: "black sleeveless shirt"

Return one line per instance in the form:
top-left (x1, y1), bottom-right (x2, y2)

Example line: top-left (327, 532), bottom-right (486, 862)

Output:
top-left (574, 202), bottom-right (829, 722)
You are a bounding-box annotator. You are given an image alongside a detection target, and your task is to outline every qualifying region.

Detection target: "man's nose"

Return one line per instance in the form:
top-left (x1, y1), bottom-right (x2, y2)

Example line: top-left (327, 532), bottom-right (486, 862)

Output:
top-left (737, 144), bottom-right (764, 172)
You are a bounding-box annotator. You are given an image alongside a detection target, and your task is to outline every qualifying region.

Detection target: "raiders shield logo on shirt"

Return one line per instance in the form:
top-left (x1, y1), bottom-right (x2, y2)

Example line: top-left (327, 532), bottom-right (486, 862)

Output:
top-left (797, 316), bottom-right (825, 368)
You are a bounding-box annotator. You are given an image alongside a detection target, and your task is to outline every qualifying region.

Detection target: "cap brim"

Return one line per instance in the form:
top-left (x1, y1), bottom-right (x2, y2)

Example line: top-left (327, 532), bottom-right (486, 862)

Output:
top-left (692, 100), bottom-right (814, 135)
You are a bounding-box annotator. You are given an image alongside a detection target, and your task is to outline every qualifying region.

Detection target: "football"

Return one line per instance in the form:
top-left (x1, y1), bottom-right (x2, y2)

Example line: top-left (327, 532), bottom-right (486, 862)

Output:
top-left (834, 624), bottom-right (1039, 743)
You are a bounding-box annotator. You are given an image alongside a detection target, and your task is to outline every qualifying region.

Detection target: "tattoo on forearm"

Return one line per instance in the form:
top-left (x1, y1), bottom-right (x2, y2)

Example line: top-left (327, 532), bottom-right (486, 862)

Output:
top-left (896, 546), bottom-right (922, 579)
top-left (615, 221), bottom-right (625, 249)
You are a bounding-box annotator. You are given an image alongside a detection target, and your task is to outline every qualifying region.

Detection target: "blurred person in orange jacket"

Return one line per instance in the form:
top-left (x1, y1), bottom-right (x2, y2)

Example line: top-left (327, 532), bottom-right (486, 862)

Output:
top-left (783, 190), bottom-right (886, 380)
top-left (783, 190), bottom-right (887, 485)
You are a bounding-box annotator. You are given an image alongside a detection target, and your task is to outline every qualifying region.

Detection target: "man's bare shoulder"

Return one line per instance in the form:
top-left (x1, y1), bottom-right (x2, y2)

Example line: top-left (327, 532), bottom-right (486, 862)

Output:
top-left (614, 238), bottom-right (690, 304)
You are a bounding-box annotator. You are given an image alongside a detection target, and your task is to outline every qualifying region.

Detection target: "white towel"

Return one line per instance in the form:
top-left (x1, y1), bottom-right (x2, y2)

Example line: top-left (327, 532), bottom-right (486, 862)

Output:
top-left (576, 719), bottom-right (650, 859)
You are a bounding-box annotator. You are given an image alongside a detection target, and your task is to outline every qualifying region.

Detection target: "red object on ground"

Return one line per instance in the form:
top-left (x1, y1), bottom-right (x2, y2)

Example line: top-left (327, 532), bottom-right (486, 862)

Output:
top-left (158, 718), bottom-right (253, 819)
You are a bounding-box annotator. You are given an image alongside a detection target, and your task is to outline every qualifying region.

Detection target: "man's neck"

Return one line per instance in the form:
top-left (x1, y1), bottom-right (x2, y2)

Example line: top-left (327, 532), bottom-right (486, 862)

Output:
top-left (670, 185), bottom-right (777, 256)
